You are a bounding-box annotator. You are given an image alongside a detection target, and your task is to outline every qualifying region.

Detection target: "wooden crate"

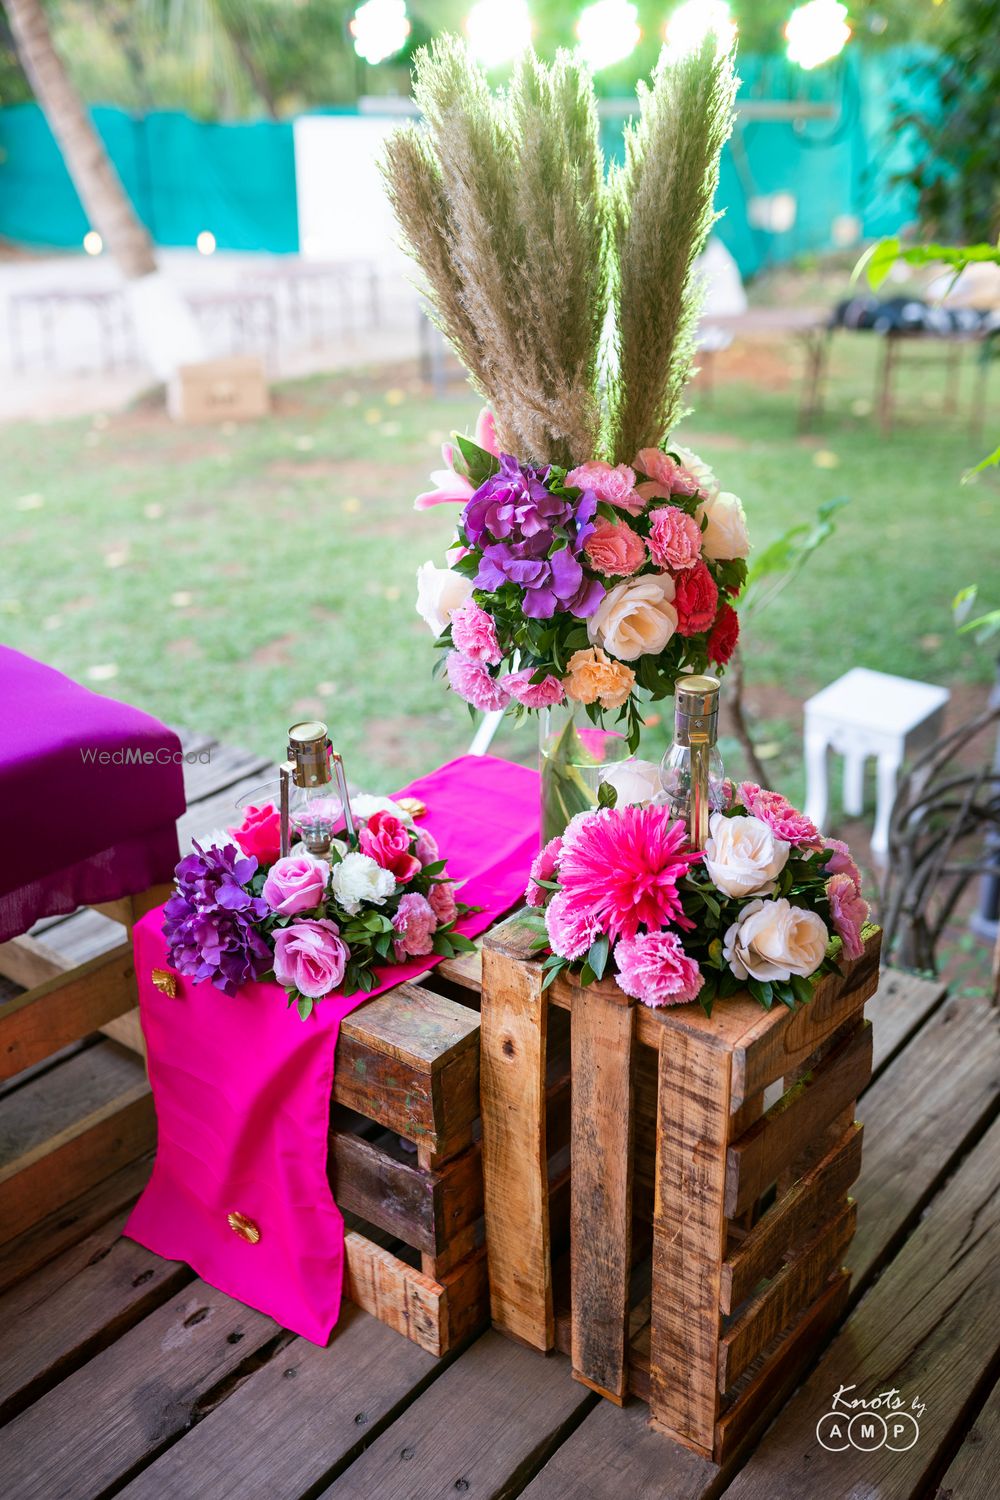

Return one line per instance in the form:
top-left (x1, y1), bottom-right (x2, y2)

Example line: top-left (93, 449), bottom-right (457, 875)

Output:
top-left (480, 913), bottom-right (881, 1463)
top-left (167, 356), bottom-right (269, 424)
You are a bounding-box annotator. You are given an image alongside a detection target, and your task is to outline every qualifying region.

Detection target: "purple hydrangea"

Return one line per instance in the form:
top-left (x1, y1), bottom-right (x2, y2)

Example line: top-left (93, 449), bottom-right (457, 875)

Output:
top-left (163, 841), bottom-right (273, 997)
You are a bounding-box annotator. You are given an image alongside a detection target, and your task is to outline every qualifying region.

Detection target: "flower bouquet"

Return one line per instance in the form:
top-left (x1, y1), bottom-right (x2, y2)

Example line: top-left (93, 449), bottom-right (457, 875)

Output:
top-left (524, 781), bottom-right (869, 1014)
top-left (385, 34), bottom-right (742, 838)
top-left (163, 796), bottom-right (476, 1020)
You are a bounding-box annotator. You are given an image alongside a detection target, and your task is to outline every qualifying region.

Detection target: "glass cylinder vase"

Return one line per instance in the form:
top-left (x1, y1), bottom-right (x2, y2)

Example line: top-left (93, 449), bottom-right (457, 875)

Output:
top-left (538, 701), bottom-right (633, 845)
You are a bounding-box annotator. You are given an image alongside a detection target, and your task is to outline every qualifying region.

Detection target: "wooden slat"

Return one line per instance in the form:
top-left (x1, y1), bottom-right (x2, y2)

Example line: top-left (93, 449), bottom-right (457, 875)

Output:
top-left (435, 944), bottom-right (484, 995)
top-left (569, 980), bottom-right (636, 1404)
top-left (932, 1375), bottom-right (1000, 1499)
top-left (648, 1031), bottom-right (732, 1455)
top-left (0, 1283), bottom-right (278, 1498)
top-left (721, 1110), bottom-right (1000, 1499)
top-left (868, 967), bottom-right (947, 1080)
top-left (343, 1231), bottom-right (488, 1357)
top-left (0, 1228), bottom-right (189, 1422)
top-left (731, 927), bottom-right (881, 1105)
top-left (113, 1304), bottom-right (440, 1500)
top-left (725, 1021), bottom-right (872, 1219)
top-left (0, 932), bottom-right (66, 989)
top-left (315, 1329), bottom-right (595, 1500)
top-left (721, 1122), bottom-right (863, 1314)
top-left (0, 942), bottom-right (135, 1080)
top-left (718, 1199), bottom-right (856, 1392)
top-left (480, 919), bottom-right (554, 1350)
top-left (331, 1131), bottom-right (481, 1255)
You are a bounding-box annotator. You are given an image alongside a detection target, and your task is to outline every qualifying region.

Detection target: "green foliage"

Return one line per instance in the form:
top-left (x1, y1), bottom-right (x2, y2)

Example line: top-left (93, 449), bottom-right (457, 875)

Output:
top-left (739, 496), bottom-right (850, 618)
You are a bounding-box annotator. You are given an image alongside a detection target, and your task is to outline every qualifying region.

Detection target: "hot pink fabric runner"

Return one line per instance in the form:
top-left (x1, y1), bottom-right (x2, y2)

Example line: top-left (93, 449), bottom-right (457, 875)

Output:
top-left (125, 755), bottom-right (539, 1344)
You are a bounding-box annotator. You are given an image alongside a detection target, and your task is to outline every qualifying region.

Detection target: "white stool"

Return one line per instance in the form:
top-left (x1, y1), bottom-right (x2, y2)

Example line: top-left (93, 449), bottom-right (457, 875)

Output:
top-left (803, 668), bottom-right (950, 863)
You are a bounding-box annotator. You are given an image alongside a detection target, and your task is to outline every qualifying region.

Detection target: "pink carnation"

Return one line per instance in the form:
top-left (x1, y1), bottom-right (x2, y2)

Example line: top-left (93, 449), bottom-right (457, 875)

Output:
top-left (566, 460), bottom-right (645, 517)
top-left (826, 872), bottom-right (869, 961)
top-left (583, 515), bottom-right (647, 576)
top-left (415, 828), bottom-right (440, 866)
top-left (526, 835), bottom-right (563, 908)
top-left (446, 651), bottom-right (511, 712)
top-left (823, 837), bottom-right (862, 889)
top-left (739, 783), bottom-right (819, 846)
top-left (673, 560), bottom-right (719, 636)
top-left (545, 888), bottom-right (601, 960)
top-left (557, 805), bottom-right (699, 943)
top-left (428, 880), bottom-right (458, 925)
top-left (502, 667), bottom-right (566, 708)
top-left (633, 448), bottom-right (701, 499)
top-left (451, 599), bottom-right (502, 665)
top-left (614, 930), bottom-right (703, 1008)
top-left (647, 506), bottom-right (703, 571)
top-left (392, 891), bottom-right (438, 960)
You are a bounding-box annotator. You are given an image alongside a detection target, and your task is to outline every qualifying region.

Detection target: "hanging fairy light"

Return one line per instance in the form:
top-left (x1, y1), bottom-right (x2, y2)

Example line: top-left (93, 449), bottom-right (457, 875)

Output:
top-left (349, 0), bottom-right (410, 66)
top-left (664, 0), bottom-right (737, 57)
top-left (576, 0), bottom-right (641, 71)
top-left (82, 231), bottom-right (103, 256)
top-left (785, 0), bottom-right (851, 69)
top-left (466, 0), bottom-right (531, 66)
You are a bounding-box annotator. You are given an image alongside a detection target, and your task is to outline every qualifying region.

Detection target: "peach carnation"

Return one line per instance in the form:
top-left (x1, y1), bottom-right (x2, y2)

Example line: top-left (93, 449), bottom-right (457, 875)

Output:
top-left (647, 506), bottom-right (703, 571)
top-left (633, 448), bottom-right (701, 499)
top-left (563, 647), bottom-right (635, 711)
top-left (583, 516), bottom-right (646, 576)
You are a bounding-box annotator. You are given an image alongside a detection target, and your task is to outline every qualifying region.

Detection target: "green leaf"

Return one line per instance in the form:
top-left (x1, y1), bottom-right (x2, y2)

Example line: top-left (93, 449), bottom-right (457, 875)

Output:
top-left (588, 934), bottom-right (610, 980)
top-left (454, 433), bottom-right (500, 488)
top-left (297, 996), bottom-right (314, 1021)
top-left (856, 235), bottom-right (900, 291)
top-left (597, 780), bottom-right (618, 809)
top-left (578, 961), bottom-right (597, 987)
top-left (790, 973), bottom-right (815, 1007)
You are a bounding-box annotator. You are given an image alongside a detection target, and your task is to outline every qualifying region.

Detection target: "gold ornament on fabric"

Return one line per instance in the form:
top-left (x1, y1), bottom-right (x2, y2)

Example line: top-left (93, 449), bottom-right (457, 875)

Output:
top-left (396, 796), bottom-right (427, 819)
top-left (227, 1211), bottom-right (261, 1244)
top-left (151, 967), bottom-right (178, 998)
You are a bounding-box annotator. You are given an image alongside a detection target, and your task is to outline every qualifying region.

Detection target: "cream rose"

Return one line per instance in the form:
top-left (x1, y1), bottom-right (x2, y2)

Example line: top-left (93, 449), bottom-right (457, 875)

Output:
top-left (703, 813), bottom-right (790, 899)
top-left (351, 793), bottom-right (416, 829)
top-left (723, 898), bottom-right (828, 983)
top-left (674, 445), bottom-right (719, 497)
top-left (599, 758), bottom-right (661, 808)
top-left (587, 574), bottom-right (678, 661)
top-left (696, 491), bottom-right (750, 561)
top-left (415, 561), bottom-right (473, 637)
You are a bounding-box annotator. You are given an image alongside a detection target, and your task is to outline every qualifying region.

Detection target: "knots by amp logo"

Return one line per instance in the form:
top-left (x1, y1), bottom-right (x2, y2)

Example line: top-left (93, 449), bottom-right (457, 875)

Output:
top-left (816, 1384), bottom-right (924, 1452)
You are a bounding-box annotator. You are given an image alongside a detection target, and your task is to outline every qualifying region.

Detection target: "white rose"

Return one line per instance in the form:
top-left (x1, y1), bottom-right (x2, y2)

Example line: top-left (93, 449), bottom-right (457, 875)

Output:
top-left (331, 851), bottom-right (396, 915)
top-left (703, 813), bottom-right (790, 899)
top-left (723, 897), bottom-right (829, 983)
top-left (415, 561), bottom-right (473, 637)
top-left (696, 491), bottom-right (750, 561)
top-left (351, 793), bottom-right (415, 829)
top-left (674, 445), bottom-right (719, 497)
top-left (600, 758), bottom-right (661, 808)
top-left (196, 827), bottom-right (238, 854)
top-left (587, 574), bottom-right (678, 661)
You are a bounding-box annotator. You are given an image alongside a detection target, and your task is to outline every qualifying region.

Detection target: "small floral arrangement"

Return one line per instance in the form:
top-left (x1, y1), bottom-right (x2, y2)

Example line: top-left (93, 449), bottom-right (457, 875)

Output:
top-left (524, 782), bottom-right (869, 1013)
top-left (163, 796), bottom-right (476, 1020)
top-left (415, 410), bottom-right (748, 750)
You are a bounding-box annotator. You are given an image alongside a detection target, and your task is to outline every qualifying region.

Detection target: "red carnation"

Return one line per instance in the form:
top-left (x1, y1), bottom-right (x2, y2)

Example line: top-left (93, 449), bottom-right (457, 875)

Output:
top-left (707, 602), bottom-right (740, 665)
top-left (673, 560), bottom-right (719, 637)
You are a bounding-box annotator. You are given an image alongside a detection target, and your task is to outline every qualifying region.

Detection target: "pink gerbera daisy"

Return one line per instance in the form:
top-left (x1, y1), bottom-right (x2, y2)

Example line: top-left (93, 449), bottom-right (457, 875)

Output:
top-left (556, 804), bottom-right (700, 943)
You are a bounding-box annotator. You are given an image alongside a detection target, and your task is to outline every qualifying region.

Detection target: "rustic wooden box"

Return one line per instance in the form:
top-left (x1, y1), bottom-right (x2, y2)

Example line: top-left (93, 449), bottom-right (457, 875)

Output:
top-left (167, 356), bottom-right (269, 424)
top-left (480, 913), bottom-right (881, 1464)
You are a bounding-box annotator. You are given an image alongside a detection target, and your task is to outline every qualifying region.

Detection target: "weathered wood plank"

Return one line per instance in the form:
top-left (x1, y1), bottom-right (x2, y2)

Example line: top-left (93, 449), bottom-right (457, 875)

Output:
top-left (0, 1283), bottom-right (278, 1500)
top-left (114, 1305), bottom-right (441, 1500)
top-left (868, 968), bottom-right (947, 1080)
top-left (721, 1123), bottom-right (863, 1314)
top-left (343, 1232), bottom-right (487, 1357)
top-left (0, 942), bottom-right (135, 1080)
top-left (0, 932), bottom-right (66, 989)
top-left (0, 1228), bottom-right (189, 1422)
top-left (933, 1375), bottom-right (1000, 1499)
top-left (481, 920), bottom-right (554, 1350)
top-left (649, 1032), bottom-right (732, 1455)
top-left (717, 1200), bottom-right (856, 1393)
top-left (316, 1330), bottom-right (596, 1499)
top-left (725, 1021), bottom-right (872, 1220)
top-left (331, 1131), bottom-right (482, 1256)
top-left (722, 1110), bottom-right (1000, 1499)
top-left (570, 980), bottom-right (636, 1404)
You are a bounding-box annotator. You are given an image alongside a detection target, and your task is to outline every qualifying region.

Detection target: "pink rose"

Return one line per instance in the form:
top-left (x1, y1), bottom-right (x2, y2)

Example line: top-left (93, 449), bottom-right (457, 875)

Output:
top-left (544, 888), bottom-right (600, 960)
top-left (502, 667), bottom-right (566, 708)
top-left (415, 828), bottom-right (440, 866)
top-left (428, 880), bottom-right (458, 925)
top-left (739, 783), bottom-right (819, 846)
top-left (566, 460), bottom-right (645, 516)
top-left (262, 853), bottom-right (328, 916)
top-left (647, 505), bottom-right (703, 571)
top-left (673, 560), bottom-right (719, 636)
top-left (227, 803), bottom-right (281, 867)
top-left (359, 810), bottom-right (421, 884)
top-left (614, 930), bottom-right (703, 1007)
top-left (633, 448), bottom-right (701, 498)
top-left (451, 599), bottom-right (502, 665)
top-left (826, 872), bottom-right (869, 961)
top-left (273, 918), bottom-right (348, 998)
top-left (526, 835), bottom-right (562, 907)
top-left (583, 516), bottom-right (646, 577)
top-left (392, 891), bottom-right (438, 959)
top-left (446, 652), bottom-right (511, 711)
top-left (823, 837), bottom-right (862, 889)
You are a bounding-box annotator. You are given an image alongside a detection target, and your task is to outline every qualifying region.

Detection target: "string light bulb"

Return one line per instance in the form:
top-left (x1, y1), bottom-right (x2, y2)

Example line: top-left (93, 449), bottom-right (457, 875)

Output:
top-left (349, 0), bottom-right (410, 66)
top-left (576, 0), bottom-right (641, 71)
top-left (785, 0), bottom-right (851, 69)
top-left (466, 0), bottom-right (531, 66)
top-left (196, 230), bottom-right (216, 255)
top-left (83, 231), bottom-right (103, 256)
top-left (664, 0), bottom-right (737, 57)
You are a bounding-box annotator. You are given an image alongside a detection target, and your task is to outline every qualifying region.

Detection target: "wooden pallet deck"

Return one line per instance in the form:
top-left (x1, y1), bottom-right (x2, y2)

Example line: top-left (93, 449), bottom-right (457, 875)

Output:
top-left (1, 737), bottom-right (998, 1498)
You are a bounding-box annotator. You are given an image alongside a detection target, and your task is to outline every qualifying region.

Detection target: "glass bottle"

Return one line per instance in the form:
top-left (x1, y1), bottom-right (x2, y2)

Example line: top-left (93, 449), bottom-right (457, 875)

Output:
top-left (279, 720), bottom-right (355, 859)
top-left (659, 675), bottom-right (725, 850)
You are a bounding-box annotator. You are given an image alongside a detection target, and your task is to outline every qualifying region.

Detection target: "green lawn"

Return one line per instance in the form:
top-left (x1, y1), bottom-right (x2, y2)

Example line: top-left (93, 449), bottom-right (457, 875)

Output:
top-left (1, 336), bottom-right (996, 800)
